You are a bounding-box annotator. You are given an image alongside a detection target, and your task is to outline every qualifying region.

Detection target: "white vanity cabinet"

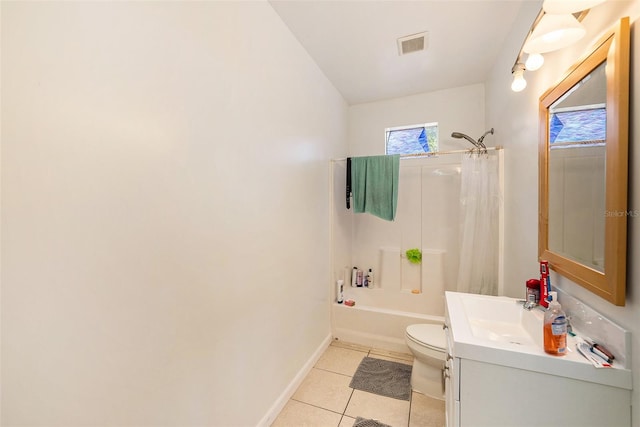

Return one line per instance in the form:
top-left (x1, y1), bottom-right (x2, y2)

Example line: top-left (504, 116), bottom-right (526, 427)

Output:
top-left (445, 354), bottom-right (631, 427)
top-left (443, 324), bottom-right (459, 427)
top-left (444, 292), bottom-right (632, 427)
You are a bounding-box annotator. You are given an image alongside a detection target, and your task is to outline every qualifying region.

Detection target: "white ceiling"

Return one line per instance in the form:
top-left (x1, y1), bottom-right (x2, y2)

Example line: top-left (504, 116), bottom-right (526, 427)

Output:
top-left (269, 0), bottom-right (531, 105)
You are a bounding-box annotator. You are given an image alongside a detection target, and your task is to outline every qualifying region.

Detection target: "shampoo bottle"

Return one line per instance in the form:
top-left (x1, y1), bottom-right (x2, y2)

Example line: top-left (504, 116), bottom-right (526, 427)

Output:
top-left (366, 269), bottom-right (374, 288)
top-left (336, 279), bottom-right (344, 303)
top-left (356, 269), bottom-right (363, 287)
top-left (543, 291), bottom-right (567, 356)
top-left (351, 267), bottom-right (358, 287)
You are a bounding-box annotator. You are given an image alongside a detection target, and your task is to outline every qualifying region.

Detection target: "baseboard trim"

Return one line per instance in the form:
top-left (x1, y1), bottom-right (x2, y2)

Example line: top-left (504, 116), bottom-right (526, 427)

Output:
top-left (256, 333), bottom-right (332, 427)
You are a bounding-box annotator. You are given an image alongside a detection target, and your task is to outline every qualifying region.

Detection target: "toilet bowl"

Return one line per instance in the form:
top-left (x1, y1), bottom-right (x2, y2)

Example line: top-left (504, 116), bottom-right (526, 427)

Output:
top-left (405, 323), bottom-right (447, 399)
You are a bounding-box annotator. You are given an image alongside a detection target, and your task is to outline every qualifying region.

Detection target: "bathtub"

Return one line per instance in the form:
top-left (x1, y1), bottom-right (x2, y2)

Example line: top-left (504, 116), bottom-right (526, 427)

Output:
top-left (331, 287), bottom-right (445, 354)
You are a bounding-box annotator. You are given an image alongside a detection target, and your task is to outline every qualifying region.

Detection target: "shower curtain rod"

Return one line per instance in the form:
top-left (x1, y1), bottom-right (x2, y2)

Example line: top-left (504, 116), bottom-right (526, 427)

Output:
top-left (332, 146), bottom-right (502, 162)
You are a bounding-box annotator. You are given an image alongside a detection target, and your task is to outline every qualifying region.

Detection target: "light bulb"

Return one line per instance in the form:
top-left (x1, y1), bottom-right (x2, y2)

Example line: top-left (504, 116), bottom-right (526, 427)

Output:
top-left (525, 53), bottom-right (545, 71)
top-left (511, 70), bottom-right (527, 92)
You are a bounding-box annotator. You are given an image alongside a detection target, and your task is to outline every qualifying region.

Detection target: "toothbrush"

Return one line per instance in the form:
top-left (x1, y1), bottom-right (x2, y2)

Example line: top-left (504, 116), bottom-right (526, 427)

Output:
top-left (546, 274), bottom-right (552, 301)
top-left (581, 336), bottom-right (615, 363)
top-left (591, 346), bottom-right (613, 364)
top-left (593, 343), bottom-right (615, 362)
top-left (576, 341), bottom-right (611, 368)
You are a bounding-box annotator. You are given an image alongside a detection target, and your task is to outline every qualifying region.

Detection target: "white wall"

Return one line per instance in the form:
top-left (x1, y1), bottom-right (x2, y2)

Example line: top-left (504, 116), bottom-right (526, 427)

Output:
top-left (485, 0), bottom-right (640, 424)
top-left (1, 2), bottom-right (347, 426)
top-left (348, 84), bottom-right (486, 156)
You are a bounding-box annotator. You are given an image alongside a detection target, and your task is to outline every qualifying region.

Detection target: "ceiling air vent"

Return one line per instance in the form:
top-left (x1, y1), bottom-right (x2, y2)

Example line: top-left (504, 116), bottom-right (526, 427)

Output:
top-left (397, 32), bottom-right (429, 56)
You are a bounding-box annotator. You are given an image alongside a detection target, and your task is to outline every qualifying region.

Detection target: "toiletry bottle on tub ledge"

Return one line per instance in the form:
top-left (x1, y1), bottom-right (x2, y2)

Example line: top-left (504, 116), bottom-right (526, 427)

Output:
top-left (356, 269), bottom-right (363, 287)
top-left (336, 280), bottom-right (344, 303)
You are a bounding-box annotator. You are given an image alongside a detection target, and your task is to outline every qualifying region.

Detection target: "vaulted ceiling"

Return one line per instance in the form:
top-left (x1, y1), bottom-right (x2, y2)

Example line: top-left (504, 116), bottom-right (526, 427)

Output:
top-left (270, 0), bottom-right (535, 104)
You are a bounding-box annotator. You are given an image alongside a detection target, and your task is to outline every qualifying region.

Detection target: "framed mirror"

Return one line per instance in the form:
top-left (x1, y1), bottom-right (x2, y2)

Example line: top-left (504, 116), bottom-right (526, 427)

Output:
top-left (539, 17), bottom-right (630, 306)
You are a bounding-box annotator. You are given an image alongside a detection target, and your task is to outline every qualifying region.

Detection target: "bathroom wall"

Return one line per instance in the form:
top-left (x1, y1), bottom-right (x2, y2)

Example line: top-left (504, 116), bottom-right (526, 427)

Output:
top-left (485, 0), bottom-right (640, 423)
top-left (1, 2), bottom-right (346, 426)
top-left (348, 83), bottom-right (486, 156)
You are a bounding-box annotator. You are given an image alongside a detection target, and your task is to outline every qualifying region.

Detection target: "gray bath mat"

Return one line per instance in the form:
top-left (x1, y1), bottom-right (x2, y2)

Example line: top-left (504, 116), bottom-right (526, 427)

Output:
top-left (349, 356), bottom-right (412, 401)
top-left (353, 417), bottom-right (393, 427)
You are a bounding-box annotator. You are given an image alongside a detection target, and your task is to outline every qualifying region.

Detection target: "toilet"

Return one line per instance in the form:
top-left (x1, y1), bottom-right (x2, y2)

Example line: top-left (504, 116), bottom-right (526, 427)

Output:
top-left (405, 323), bottom-right (447, 399)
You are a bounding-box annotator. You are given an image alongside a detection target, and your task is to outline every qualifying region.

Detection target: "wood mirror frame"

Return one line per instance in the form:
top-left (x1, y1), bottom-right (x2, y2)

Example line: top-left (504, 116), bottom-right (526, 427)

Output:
top-left (539, 17), bottom-right (630, 306)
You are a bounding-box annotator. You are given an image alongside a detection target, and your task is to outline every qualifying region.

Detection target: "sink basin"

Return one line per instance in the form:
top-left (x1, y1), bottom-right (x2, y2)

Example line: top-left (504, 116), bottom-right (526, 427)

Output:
top-left (445, 291), bottom-right (632, 390)
top-left (460, 293), bottom-right (540, 346)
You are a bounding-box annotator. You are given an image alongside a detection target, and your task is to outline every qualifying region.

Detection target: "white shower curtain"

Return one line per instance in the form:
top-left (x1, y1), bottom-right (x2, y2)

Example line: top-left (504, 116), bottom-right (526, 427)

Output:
top-left (457, 153), bottom-right (500, 295)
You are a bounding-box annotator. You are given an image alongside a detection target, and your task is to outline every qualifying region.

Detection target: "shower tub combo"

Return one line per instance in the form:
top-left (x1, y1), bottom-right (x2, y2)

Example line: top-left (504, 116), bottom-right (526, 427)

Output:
top-left (330, 150), bottom-right (503, 354)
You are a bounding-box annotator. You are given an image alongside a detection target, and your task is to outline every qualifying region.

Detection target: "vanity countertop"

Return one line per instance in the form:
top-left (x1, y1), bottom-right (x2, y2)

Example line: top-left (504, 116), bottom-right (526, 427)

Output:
top-left (445, 291), bottom-right (632, 390)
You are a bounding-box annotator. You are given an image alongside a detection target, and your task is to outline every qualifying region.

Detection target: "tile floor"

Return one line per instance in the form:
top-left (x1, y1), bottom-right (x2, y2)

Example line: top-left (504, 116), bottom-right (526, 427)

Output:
top-left (271, 340), bottom-right (445, 427)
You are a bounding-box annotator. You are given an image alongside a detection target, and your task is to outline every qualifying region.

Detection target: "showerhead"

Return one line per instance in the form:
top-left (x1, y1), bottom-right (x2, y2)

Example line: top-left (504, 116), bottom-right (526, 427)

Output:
top-left (477, 128), bottom-right (494, 148)
top-left (451, 132), bottom-right (480, 148)
top-left (451, 128), bottom-right (494, 150)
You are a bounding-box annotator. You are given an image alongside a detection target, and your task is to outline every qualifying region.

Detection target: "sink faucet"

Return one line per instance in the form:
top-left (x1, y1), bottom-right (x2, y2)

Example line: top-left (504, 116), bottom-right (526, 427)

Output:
top-left (517, 298), bottom-right (537, 311)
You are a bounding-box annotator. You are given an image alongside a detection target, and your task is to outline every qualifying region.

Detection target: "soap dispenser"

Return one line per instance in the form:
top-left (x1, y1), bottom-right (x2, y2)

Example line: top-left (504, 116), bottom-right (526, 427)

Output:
top-left (543, 291), bottom-right (567, 356)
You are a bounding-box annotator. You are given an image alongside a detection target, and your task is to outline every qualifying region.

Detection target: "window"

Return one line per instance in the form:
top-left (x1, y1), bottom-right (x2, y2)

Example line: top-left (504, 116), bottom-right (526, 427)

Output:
top-left (549, 104), bottom-right (606, 148)
top-left (385, 123), bottom-right (438, 155)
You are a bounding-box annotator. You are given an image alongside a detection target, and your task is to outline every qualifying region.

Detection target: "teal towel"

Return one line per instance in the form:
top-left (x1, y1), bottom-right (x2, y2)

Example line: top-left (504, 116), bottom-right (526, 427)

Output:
top-left (350, 155), bottom-right (400, 221)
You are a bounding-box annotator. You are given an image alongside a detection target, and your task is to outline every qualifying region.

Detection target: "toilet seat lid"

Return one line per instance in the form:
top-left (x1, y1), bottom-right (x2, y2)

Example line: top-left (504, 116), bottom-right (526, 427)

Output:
top-left (406, 324), bottom-right (446, 350)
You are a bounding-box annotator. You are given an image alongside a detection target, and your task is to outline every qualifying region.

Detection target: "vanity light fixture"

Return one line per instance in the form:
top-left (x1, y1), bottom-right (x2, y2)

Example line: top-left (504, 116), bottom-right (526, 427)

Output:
top-left (511, 63), bottom-right (527, 92)
top-left (523, 13), bottom-right (586, 54)
top-left (543, 0), bottom-right (605, 14)
top-left (509, 9), bottom-right (544, 92)
top-left (509, 1), bottom-right (599, 92)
